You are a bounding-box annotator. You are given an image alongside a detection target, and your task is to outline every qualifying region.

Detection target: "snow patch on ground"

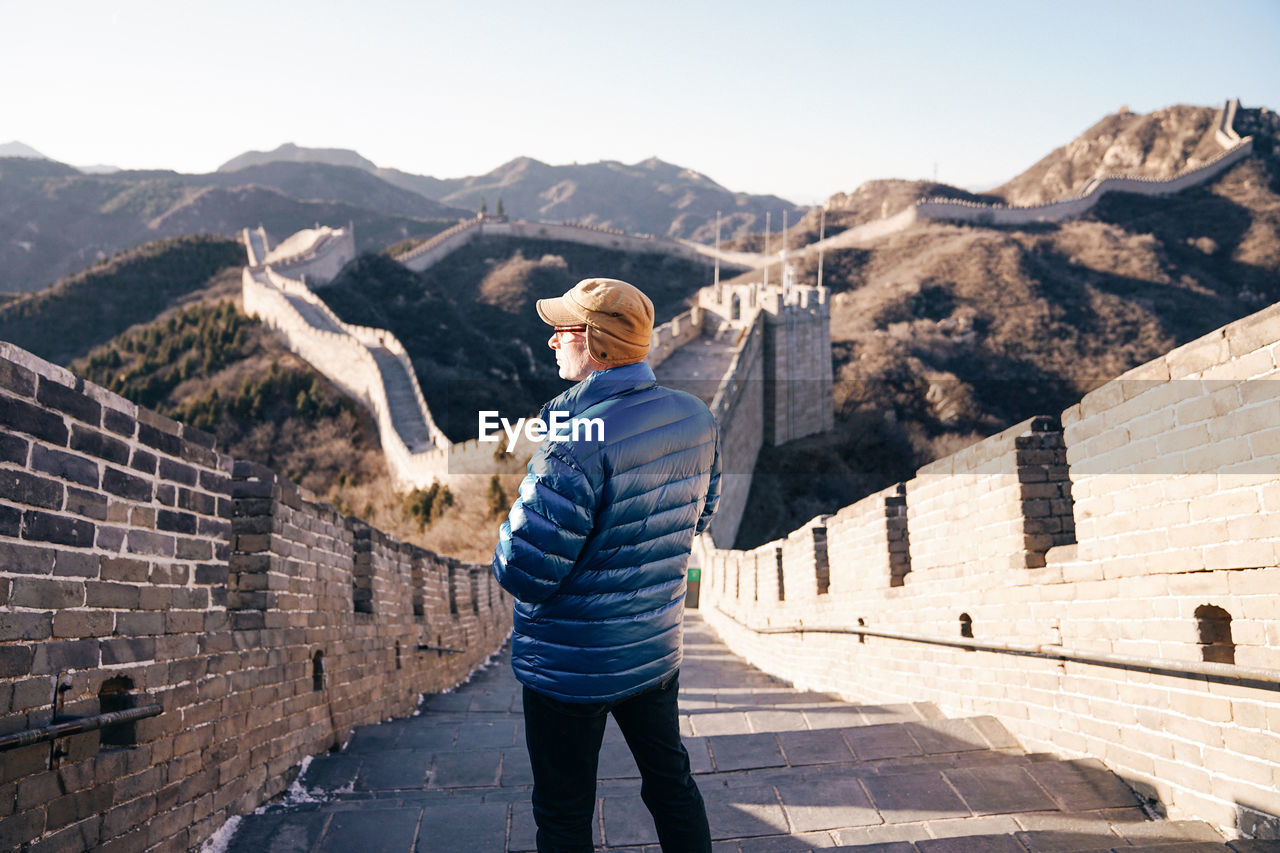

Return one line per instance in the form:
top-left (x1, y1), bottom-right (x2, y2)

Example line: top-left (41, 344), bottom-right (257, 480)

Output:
top-left (275, 755), bottom-right (328, 807)
top-left (437, 632), bottom-right (511, 695)
top-left (198, 815), bottom-right (241, 853)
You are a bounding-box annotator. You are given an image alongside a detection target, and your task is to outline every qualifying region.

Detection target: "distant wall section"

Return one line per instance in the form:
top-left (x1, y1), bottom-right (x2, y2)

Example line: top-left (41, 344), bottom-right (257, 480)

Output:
top-left (803, 98), bottom-right (1254, 251)
top-left (395, 217), bottom-right (765, 274)
top-left (260, 224), bottom-right (356, 285)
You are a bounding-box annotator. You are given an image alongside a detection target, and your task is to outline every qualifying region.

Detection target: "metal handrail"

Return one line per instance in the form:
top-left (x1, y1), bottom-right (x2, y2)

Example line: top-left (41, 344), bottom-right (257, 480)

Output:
top-left (0, 703), bottom-right (163, 751)
top-left (712, 607), bottom-right (1280, 690)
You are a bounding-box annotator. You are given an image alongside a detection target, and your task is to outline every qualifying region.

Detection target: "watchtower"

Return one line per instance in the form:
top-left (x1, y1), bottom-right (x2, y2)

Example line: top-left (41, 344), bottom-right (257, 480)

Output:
top-left (697, 267), bottom-right (834, 446)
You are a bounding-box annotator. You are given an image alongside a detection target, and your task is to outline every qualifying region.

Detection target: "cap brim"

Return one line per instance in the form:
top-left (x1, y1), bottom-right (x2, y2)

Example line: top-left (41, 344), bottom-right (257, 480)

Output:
top-left (536, 295), bottom-right (586, 327)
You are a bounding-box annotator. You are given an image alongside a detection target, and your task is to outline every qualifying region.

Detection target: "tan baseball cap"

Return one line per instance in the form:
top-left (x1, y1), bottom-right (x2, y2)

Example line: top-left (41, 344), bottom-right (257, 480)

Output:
top-left (537, 278), bottom-right (654, 366)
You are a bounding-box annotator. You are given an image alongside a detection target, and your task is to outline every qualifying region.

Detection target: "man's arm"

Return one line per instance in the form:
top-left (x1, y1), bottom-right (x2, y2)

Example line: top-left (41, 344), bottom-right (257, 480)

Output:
top-left (492, 445), bottom-right (595, 603)
top-left (695, 423), bottom-right (721, 535)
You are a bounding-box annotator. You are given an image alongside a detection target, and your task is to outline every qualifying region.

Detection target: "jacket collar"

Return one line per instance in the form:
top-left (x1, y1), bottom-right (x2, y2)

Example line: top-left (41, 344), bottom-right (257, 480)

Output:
top-left (544, 361), bottom-right (657, 419)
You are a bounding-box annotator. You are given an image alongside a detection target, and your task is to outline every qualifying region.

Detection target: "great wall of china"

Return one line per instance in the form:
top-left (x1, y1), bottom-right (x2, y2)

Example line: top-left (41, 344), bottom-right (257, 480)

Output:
top-left (2, 96), bottom-right (1277, 850)
top-left (805, 99), bottom-right (1255, 253)
top-left (3, 281), bottom-right (1277, 850)
top-left (693, 295), bottom-right (1280, 837)
top-left (240, 219), bottom-right (831, 547)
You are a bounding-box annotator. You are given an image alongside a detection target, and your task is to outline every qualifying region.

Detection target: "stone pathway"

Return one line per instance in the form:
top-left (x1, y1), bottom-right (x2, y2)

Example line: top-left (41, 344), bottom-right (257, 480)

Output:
top-left (220, 614), bottom-right (1271, 852)
top-left (654, 329), bottom-right (742, 406)
top-left (368, 347), bottom-right (434, 451)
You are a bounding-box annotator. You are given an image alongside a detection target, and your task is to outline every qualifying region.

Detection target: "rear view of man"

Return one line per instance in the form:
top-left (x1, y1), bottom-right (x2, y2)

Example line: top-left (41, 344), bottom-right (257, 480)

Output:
top-left (492, 277), bottom-right (720, 852)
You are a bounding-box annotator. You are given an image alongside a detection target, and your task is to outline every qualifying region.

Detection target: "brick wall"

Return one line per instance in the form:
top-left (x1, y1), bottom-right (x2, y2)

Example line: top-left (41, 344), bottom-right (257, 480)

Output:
top-left (693, 298), bottom-right (1280, 840)
top-left (0, 343), bottom-right (510, 852)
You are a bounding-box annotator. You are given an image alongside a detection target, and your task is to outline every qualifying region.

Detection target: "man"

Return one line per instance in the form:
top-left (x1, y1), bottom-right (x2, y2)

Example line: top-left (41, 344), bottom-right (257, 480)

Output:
top-left (492, 277), bottom-right (720, 852)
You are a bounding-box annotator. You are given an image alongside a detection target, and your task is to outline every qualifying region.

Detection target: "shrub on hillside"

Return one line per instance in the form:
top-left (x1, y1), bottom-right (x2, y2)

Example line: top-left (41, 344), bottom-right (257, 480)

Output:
top-left (403, 482), bottom-right (454, 529)
top-left (486, 474), bottom-right (508, 518)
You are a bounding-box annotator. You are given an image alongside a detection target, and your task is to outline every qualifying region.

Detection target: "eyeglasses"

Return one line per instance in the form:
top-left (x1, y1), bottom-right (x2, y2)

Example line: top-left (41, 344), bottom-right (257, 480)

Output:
top-left (552, 326), bottom-right (587, 340)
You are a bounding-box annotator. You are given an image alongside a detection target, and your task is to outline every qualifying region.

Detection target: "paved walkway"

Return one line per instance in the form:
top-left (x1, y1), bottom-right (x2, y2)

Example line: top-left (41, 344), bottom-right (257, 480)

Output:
top-left (221, 614), bottom-right (1268, 852)
top-left (654, 328), bottom-right (743, 406)
top-left (369, 347), bottom-right (434, 451)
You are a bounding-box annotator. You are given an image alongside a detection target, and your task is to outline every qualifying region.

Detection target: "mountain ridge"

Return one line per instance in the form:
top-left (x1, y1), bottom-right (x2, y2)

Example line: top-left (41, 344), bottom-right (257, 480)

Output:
top-left (217, 142), bottom-right (379, 173)
top-left (0, 140), bottom-right (50, 159)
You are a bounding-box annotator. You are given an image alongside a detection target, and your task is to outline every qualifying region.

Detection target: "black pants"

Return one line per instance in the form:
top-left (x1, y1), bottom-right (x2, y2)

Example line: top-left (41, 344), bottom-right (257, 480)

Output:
top-left (522, 672), bottom-right (712, 852)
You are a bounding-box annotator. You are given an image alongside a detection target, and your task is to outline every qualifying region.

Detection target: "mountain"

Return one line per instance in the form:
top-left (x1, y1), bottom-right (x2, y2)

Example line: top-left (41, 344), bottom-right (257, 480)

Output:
top-left (76, 164), bottom-right (121, 174)
top-left (372, 167), bottom-right (458, 204)
top-left (0, 160), bottom-right (465, 293)
top-left (0, 141), bottom-right (50, 159)
top-left (789, 104), bottom-right (1252, 248)
top-left (4, 139), bottom-right (802, 292)
top-left (742, 179), bottom-right (1002, 252)
top-left (196, 161), bottom-right (466, 221)
top-left (14, 102), bottom-right (1279, 551)
top-left (215, 144), bottom-right (806, 241)
top-left (0, 141), bottom-right (117, 173)
top-left (217, 142), bottom-right (378, 173)
top-left (417, 156), bottom-right (805, 242)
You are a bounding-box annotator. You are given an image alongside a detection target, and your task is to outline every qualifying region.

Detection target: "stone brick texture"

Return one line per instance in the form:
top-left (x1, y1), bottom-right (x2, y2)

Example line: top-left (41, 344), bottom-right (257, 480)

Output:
top-left (0, 342), bottom-right (510, 852)
top-left (693, 299), bottom-right (1280, 841)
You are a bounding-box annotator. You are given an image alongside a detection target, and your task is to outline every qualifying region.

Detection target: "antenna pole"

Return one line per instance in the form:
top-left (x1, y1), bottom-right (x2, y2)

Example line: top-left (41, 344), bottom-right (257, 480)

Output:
top-left (782, 210), bottom-right (790, 293)
top-left (817, 206), bottom-right (825, 290)
top-left (763, 211), bottom-right (771, 289)
top-left (714, 211), bottom-right (721, 290)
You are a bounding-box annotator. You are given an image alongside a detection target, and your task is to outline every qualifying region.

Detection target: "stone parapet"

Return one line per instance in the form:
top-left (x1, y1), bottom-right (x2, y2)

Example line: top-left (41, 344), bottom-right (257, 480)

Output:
top-left (649, 307), bottom-right (703, 368)
top-left (0, 343), bottom-right (509, 853)
top-left (692, 293), bottom-right (1280, 840)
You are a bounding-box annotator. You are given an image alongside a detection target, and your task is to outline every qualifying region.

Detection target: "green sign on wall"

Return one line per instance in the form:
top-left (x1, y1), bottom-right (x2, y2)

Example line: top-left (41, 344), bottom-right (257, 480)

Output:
top-left (687, 567), bottom-right (701, 582)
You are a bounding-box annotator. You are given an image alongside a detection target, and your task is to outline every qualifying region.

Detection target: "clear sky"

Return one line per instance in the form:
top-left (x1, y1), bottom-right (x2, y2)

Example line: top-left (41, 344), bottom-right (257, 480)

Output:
top-left (3, 0), bottom-right (1277, 204)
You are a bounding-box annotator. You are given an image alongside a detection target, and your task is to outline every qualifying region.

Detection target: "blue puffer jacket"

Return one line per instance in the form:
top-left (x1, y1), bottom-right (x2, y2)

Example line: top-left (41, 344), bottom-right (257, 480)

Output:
top-left (492, 361), bottom-right (721, 702)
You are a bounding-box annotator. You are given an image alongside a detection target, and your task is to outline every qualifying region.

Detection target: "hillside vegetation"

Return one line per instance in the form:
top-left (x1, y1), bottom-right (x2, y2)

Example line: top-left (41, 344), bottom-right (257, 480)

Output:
top-left (319, 236), bottom-right (718, 441)
top-left (72, 301), bottom-right (376, 492)
top-left (0, 235), bottom-right (244, 364)
top-left (733, 105), bottom-right (1280, 546)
